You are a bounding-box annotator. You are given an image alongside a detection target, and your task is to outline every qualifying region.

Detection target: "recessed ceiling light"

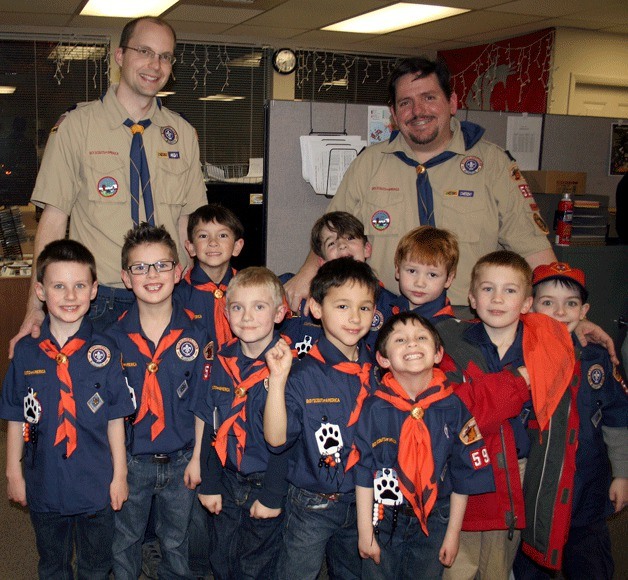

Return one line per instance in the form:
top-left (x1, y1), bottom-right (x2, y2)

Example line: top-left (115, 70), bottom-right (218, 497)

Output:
top-left (81, 0), bottom-right (179, 18)
top-left (321, 79), bottom-right (349, 87)
top-left (198, 95), bottom-right (246, 102)
top-left (322, 3), bottom-right (468, 34)
top-left (156, 91), bottom-right (176, 97)
top-left (48, 46), bottom-right (107, 61)
top-left (0, 86), bottom-right (17, 94)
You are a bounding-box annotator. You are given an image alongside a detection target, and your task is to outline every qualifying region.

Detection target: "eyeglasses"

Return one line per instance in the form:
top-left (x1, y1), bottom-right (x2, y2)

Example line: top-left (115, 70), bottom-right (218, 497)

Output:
top-left (127, 261), bottom-right (177, 275)
top-left (121, 46), bottom-right (176, 66)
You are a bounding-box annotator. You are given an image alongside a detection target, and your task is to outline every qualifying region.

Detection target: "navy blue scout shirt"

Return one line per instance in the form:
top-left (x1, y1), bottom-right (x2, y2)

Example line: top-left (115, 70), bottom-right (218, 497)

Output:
top-left (354, 376), bottom-right (495, 500)
top-left (195, 333), bottom-right (292, 508)
top-left (571, 341), bottom-right (628, 527)
top-left (463, 321), bottom-right (531, 459)
top-left (273, 335), bottom-right (374, 495)
top-left (0, 317), bottom-right (135, 515)
top-left (391, 290), bottom-right (456, 324)
top-left (174, 262), bottom-right (235, 348)
top-left (106, 300), bottom-right (211, 456)
top-left (279, 272), bottom-right (399, 356)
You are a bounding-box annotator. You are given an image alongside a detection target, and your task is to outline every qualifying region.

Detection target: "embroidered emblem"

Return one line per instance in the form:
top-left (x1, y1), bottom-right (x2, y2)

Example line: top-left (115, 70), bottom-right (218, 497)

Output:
top-left (176, 338), bottom-right (199, 362)
top-left (371, 210), bottom-right (391, 231)
top-left (177, 380), bottom-right (189, 398)
top-left (371, 309), bottom-right (384, 331)
top-left (587, 364), bottom-right (604, 389)
top-left (295, 335), bottom-right (313, 359)
top-left (168, 151), bottom-right (180, 159)
top-left (204, 341), bottom-right (214, 361)
top-left (97, 176), bottom-right (119, 198)
top-left (158, 152), bottom-right (168, 158)
top-left (24, 387), bottom-right (42, 424)
top-left (460, 156), bottom-right (483, 175)
top-left (374, 468), bottom-right (403, 506)
top-left (444, 190), bottom-right (457, 196)
top-left (510, 164), bottom-right (523, 181)
top-left (161, 126), bottom-right (178, 144)
top-left (87, 392), bottom-right (104, 413)
top-left (50, 113), bottom-right (68, 134)
top-left (529, 203), bottom-right (539, 211)
top-left (613, 365), bottom-right (627, 394)
top-left (459, 417), bottom-right (482, 445)
top-left (469, 447), bottom-right (490, 470)
top-left (519, 184), bottom-right (532, 198)
top-left (88, 345), bottom-right (111, 368)
top-left (533, 212), bottom-right (549, 234)
top-left (316, 421), bottom-right (344, 479)
top-left (202, 363), bottom-right (212, 381)
top-left (458, 190), bottom-right (474, 197)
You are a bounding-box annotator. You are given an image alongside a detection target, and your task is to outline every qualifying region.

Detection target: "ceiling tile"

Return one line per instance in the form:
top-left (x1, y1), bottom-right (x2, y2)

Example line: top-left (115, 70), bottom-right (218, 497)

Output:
top-left (167, 4), bottom-right (263, 23)
top-left (224, 24), bottom-right (308, 39)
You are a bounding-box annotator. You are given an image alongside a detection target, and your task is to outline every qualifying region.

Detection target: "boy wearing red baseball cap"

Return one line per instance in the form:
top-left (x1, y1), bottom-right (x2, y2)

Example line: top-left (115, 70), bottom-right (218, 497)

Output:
top-left (513, 262), bottom-right (628, 579)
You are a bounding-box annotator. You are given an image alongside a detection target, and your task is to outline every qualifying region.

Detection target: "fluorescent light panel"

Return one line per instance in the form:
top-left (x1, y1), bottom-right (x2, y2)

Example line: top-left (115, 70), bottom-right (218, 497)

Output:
top-left (199, 95), bottom-right (246, 102)
top-left (323, 3), bottom-right (468, 34)
top-left (0, 86), bottom-right (16, 94)
top-left (81, 0), bottom-right (179, 18)
top-left (48, 46), bottom-right (107, 61)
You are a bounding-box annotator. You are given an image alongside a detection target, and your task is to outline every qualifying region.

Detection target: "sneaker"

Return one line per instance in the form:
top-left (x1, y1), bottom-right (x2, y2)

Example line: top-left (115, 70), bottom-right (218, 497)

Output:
top-left (141, 540), bottom-right (161, 579)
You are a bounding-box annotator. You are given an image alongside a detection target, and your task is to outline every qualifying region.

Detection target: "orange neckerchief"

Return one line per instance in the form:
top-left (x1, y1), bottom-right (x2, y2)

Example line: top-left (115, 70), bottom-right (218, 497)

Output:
top-left (184, 267), bottom-right (235, 346)
top-left (522, 313), bottom-right (575, 431)
top-left (39, 337), bottom-right (86, 458)
top-left (308, 344), bottom-right (372, 426)
top-left (213, 350), bottom-right (270, 469)
top-left (128, 329), bottom-right (183, 440)
top-left (375, 369), bottom-right (453, 535)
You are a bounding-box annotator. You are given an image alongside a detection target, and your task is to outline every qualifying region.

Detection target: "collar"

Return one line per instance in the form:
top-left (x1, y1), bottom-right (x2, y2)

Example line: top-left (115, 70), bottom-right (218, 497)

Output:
top-left (40, 316), bottom-right (93, 349)
top-left (118, 299), bottom-right (192, 336)
top-left (188, 262), bottom-right (235, 287)
top-left (314, 335), bottom-right (371, 366)
top-left (410, 290), bottom-right (448, 320)
top-left (219, 331), bottom-right (282, 364)
top-left (464, 319), bottom-right (524, 367)
top-left (103, 84), bottom-right (162, 131)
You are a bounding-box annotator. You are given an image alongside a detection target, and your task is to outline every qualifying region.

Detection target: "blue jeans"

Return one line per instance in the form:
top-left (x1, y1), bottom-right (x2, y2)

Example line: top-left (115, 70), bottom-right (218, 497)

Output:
top-left (276, 485), bottom-right (361, 580)
top-left (188, 494), bottom-right (211, 577)
top-left (362, 499), bottom-right (450, 580)
top-left (112, 450), bottom-right (196, 580)
top-left (209, 469), bottom-right (284, 580)
top-left (88, 285), bottom-right (135, 332)
top-left (30, 505), bottom-right (114, 580)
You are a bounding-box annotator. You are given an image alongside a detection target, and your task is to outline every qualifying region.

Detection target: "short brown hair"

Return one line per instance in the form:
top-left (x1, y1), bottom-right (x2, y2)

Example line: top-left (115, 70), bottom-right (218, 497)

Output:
top-left (187, 204), bottom-right (244, 242)
top-left (226, 267), bottom-right (285, 308)
top-left (121, 223), bottom-right (178, 270)
top-left (310, 257), bottom-right (379, 305)
top-left (375, 311), bottom-right (443, 359)
top-left (394, 226), bottom-right (459, 276)
top-left (310, 211), bottom-right (367, 259)
top-left (37, 239), bottom-right (97, 283)
top-left (120, 16), bottom-right (176, 49)
top-left (470, 250), bottom-right (533, 296)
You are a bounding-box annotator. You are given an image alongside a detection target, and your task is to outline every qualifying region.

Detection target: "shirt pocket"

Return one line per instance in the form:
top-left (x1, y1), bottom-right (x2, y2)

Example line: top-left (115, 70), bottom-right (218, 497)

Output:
top-left (439, 190), bottom-right (489, 244)
top-left (362, 188), bottom-right (407, 238)
top-left (84, 153), bottom-right (128, 205)
top-left (153, 154), bottom-right (191, 207)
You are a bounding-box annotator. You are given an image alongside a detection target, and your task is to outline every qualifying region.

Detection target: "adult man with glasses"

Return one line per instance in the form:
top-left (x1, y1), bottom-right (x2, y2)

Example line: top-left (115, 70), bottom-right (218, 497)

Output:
top-left (10, 16), bottom-right (206, 350)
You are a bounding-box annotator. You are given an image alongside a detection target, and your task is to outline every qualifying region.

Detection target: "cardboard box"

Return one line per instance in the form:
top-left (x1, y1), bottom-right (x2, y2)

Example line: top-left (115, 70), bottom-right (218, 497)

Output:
top-left (523, 171), bottom-right (587, 195)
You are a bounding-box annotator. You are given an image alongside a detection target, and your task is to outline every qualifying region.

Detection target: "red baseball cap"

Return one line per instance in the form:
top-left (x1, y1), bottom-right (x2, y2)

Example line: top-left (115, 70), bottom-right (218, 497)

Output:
top-left (532, 262), bottom-right (586, 291)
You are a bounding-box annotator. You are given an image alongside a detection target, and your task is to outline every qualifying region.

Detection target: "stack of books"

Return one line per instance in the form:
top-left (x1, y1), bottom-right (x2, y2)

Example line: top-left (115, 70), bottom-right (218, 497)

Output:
top-left (570, 195), bottom-right (608, 245)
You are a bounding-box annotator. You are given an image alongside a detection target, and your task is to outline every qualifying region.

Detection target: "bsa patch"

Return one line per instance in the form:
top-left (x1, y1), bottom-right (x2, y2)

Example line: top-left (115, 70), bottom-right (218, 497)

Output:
top-left (24, 387), bottom-right (42, 424)
top-left (533, 213), bottom-right (549, 234)
top-left (202, 363), bottom-right (212, 381)
top-left (371, 210), bottom-right (391, 231)
top-left (458, 190), bottom-right (474, 197)
top-left (529, 203), bottom-right (539, 211)
top-left (50, 113), bottom-right (68, 134)
top-left (371, 309), bottom-right (384, 331)
top-left (460, 156), bottom-right (483, 175)
top-left (177, 380), bottom-right (189, 398)
top-left (97, 176), bottom-right (119, 198)
top-left (161, 126), bottom-right (178, 144)
top-left (519, 184), bottom-right (532, 198)
top-left (204, 341), bottom-right (215, 361)
top-left (459, 417), bottom-right (482, 445)
top-left (88, 345), bottom-right (111, 368)
top-left (470, 446), bottom-right (490, 470)
top-left (87, 392), bottom-right (104, 413)
top-left (444, 190), bottom-right (458, 196)
top-left (168, 151), bottom-right (180, 159)
top-left (176, 337), bottom-right (199, 362)
top-left (587, 364), bottom-right (604, 389)
top-left (510, 164), bottom-right (523, 181)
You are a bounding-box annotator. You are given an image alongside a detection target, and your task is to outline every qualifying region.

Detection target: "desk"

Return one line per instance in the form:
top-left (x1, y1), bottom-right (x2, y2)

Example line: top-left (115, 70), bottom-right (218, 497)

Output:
top-left (0, 276), bottom-right (30, 382)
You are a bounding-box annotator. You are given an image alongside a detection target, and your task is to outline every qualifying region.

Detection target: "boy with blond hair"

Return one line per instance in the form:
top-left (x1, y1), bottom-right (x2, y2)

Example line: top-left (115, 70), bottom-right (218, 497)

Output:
top-left (194, 267), bottom-right (293, 579)
top-left (1, 240), bottom-right (134, 579)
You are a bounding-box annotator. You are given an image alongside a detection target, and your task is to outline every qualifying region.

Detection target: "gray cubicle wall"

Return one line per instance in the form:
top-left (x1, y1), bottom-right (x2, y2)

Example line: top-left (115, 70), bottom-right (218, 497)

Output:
top-left (266, 100), bottom-right (624, 276)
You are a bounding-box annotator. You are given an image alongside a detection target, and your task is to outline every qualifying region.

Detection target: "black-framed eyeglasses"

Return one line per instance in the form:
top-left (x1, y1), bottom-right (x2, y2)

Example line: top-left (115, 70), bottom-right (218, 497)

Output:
top-left (127, 261), bottom-right (177, 275)
top-left (121, 46), bottom-right (176, 66)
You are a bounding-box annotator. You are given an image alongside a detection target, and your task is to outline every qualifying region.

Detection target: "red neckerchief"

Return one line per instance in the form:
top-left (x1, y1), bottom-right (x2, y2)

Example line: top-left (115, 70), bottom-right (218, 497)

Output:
top-left (184, 267), bottom-right (235, 346)
top-left (308, 344), bottom-right (372, 427)
top-left (127, 329), bottom-right (183, 440)
top-left (39, 337), bottom-right (86, 457)
top-left (375, 368), bottom-right (453, 535)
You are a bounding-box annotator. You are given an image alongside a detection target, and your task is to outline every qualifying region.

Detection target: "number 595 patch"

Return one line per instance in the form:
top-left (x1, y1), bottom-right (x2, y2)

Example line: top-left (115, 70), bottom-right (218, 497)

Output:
top-left (470, 447), bottom-right (490, 470)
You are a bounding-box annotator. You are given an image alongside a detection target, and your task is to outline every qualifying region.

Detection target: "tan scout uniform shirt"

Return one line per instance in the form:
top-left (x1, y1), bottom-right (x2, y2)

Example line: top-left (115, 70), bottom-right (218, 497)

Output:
top-left (327, 117), bottom-right (551, 305)
top-left (31, 85), bottom-right (207, 287)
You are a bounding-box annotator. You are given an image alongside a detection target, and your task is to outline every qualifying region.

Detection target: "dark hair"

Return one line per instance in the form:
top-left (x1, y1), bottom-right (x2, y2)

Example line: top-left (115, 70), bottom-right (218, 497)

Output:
top-left (121, 223), bottom-right (178, 270)
top-left (187, 204), bottom-right (245, 241)
top-left (532, 277), bottom-right (588, 303)
top-left (375, 311), bottom-right (443, 358)
top-left (310, 211), bottom-right (367, 259)
top-left (394, 226), bottom-right (459, 276)
top-left (388, 56), bottom-right (453, 106)
top-left (120, 16), bottom-right (177, 51)
top-left (36, 239), bottom-right (97, 283)
top-left (310, 257), bottom-right (379, 305)
top-left (470, 250), bottom-right (533, 297)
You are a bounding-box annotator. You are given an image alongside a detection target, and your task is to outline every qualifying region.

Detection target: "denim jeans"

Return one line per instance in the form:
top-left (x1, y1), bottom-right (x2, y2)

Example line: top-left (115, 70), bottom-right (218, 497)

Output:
top-left (88, 285), bottom-right (135, 332)
top-left (30, 505), bottom-right (114, 580)
top-left (188, 494), bottom-right (211, 577)
top-left (112, 449), bottom-right (196, 580)
top-left (209, 469), bottom-right (284, 580)
top-left (362, 499), bottom-right (450, 580)
top-left (275, 485), bottom-right (361, 580)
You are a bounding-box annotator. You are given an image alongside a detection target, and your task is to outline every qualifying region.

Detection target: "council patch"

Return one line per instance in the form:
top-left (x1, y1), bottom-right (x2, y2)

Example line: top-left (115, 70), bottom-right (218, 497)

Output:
top-left (97, 176), bottom-right (118, 198)
top-left (371, 210), bottom-right (391, 231)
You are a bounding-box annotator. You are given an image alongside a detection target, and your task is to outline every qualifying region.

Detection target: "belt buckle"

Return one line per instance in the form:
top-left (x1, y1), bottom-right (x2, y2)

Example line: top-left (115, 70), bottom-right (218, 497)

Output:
top-left (321, 492), bottom-right (340, 501)
top-left (152, 453), bottom-right (170, 464)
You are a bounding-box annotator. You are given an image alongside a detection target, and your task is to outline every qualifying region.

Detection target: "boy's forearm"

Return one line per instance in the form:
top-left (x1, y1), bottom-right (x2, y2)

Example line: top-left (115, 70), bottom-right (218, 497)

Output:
top-left (263, 378), bottom-right (288, 446)
top-left (192, 416), bottom-right (205, 460)
top-left (107, 418), bottom-right (127, 479)
top-left (356, 485), bottom-right (375, 538)
top-left (446, 492), bottom-right (468, 537)
top-left (6, 421), bottom-right (25, 479)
